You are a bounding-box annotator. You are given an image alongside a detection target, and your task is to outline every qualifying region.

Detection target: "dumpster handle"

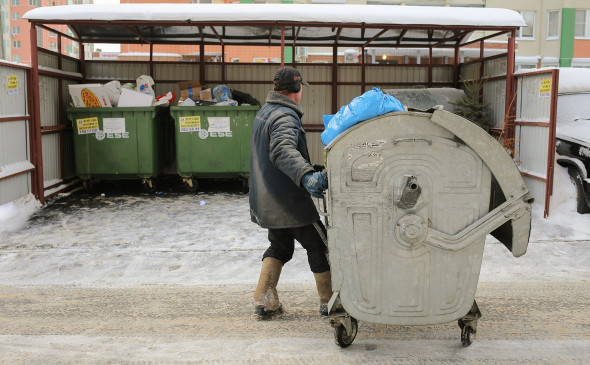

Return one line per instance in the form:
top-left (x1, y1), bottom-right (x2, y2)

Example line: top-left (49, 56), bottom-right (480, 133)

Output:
top-left (393, 138), bottom-right (432, 146)
top-left (318, 194), bottom-right (330, 227)
top-left (423, 191), bottom-right (532, 252)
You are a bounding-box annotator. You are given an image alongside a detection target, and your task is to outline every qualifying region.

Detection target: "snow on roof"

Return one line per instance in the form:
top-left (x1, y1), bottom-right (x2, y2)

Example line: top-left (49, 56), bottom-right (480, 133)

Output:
top-left (23, 4), bottom-right (525, 28)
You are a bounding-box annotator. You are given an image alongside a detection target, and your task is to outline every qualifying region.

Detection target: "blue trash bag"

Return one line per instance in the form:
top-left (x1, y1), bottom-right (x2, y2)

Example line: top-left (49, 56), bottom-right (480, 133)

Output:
top-left (321, 87), bottom-right (405, 145)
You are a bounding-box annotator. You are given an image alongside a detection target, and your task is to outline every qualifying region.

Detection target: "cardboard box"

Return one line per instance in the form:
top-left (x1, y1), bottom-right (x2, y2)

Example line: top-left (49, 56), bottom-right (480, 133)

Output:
top-left (117, 88), bottom-right (154, 107)
top-left (68, 84), bottom-right (112, 107)
top-left (200, 88), bottom-right (212, 101)
top-left (178, 80), bottom-right (202, 102)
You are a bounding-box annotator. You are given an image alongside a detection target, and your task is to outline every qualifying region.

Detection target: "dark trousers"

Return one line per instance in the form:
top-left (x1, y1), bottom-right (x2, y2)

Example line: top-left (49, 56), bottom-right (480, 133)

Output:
top-left (263, 220), bottom-right (330, 273)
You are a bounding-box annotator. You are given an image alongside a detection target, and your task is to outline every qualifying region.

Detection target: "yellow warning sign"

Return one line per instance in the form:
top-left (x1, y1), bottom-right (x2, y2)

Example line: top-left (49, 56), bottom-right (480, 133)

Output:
top-left (7, 75), bottom-right (18, 94)
top-left (539, 78), bottom-right (552, 97)
top-left (76, 117), bottom-right (100, 135)
top-left (179, 116), bottom-right (201, 132)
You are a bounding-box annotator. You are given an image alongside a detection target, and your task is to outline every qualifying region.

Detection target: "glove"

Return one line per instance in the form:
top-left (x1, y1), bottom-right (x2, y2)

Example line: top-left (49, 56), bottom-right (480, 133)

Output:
top-left (313, 164), bottom-right (325, 172)
top-left (301, 171), bottom-right (328, 198)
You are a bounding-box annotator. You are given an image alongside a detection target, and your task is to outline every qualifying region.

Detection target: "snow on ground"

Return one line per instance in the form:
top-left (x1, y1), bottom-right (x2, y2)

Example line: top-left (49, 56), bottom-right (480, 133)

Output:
top-left (0, 165), bottom-right (588, 288)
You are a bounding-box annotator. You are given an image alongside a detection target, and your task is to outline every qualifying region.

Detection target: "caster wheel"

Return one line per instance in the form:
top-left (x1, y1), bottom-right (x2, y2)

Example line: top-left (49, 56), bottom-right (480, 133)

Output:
top-left (184, 178), bottom-right (198, 192)
top-left (141, 178), bottom-right (157, 193)
top-left (461, 325), bottom-right (474, 347)
top-left (82, 179), bottom-right (94, 193)
top-left (334, 317), bottom-right (358, 348)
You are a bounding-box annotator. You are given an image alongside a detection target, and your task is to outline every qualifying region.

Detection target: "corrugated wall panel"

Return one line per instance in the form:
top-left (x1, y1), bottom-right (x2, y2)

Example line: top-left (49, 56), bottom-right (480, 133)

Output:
top-left (225, 63), bottom-right (274, 82)
top-left (484, 57), bottom-right (507, 78)
top-left (203, 64), bottom-right (222, 83)
top-left (306, 131), bottom-right (325, 166)
top-left (298, 65), bottom-right (332, 83)
top-left (0, 174), bottom-right (32, 206)
top-left (41, 133), bottom-right (62, 187)
top-left (432, 66), bottom-right (454, 83)
top-left (62, 58), bottom-right (79, 74)
top-left (338, 65), bottom-right (361, 83)
top-left (515, 125), bottom-right (549, 176)
top-left (38, 52), bottom-right (58, 69)
top-left (516, 74), bottom-right (552, 123)
top-left (153, 63), bottom-right (199, 81)
top-left (0, 66), bottom-right (27, 118)
top-left (521, 177), bottom-right (546, 206)
top-left (85, 62), bottom-right (150, 81)
top-left (0, 63), bottom-right (32, 205)
top-left (39, 76), bottom-right (59, 127)
top-left (0, 121), bottom-right (29, 167)
top-left (483, 79), bottom-right (507, 129)
top-left (365, 66), bottom-right (428, 84)
top-left (460, 62), bottom-right (480, 80)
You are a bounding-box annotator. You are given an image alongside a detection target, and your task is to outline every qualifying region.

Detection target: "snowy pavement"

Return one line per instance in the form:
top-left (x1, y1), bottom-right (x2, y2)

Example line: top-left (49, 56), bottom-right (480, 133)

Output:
top-left (0, 168), bottom-right (589, 363)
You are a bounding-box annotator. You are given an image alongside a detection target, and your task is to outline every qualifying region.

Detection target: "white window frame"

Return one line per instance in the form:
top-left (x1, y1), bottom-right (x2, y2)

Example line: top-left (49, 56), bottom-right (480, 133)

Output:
top-left (547, 10), bottom-right (560, 40)
top-left (518, 10), bottom-right (536, 40)
top-left (11, 12), bottom-right (19, 20)
top-left (11, 0), bottom-right (19, 5)
top-left (575, 9), bottom-right (590, 39)
top-left (13, 40), bottom-right (21, 48)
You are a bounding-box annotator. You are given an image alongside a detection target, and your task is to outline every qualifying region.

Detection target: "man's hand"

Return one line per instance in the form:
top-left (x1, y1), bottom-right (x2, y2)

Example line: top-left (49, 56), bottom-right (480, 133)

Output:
top-left (301, 171), bottom-right (328, 198)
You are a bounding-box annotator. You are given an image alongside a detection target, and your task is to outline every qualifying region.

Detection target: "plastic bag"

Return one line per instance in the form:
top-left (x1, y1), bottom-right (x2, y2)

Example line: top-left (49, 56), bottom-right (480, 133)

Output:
top-left (321, 88), bottom-right (405, 145)
top-left (136, 75), bottom-right (155, 97)
top-left (103, 80), bottom-right (122, 107)
top-left (212, 85), bottom-right (232, 102)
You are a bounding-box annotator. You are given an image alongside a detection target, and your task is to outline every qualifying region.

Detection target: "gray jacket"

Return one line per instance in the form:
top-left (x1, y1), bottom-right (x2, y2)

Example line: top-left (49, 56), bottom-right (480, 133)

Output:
top-left (249, 91), bottom-right (318, 228)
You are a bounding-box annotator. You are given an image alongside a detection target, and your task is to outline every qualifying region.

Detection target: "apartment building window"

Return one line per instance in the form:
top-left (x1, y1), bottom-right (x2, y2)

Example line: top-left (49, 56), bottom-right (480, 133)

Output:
top-left (12, 26), bottom-right (20, 35)
top-left (13, 54), bottom-right (21, 63)
top-left (49, 42), bottom-right (57, 51)
top-left (518, 11), bottom-right (535, 39)
top-left (11, 0), bottom-right (19, 5)
top-left (29, 0), bottom-right (41, 5)
top-left (575, 10), bottom-right (590, 38)
top-left (13, 40), bottom-right (21, 48)
top-left (11, 12), bottom-right (19, 20)
top-left (547, 10), bottom-right (560, 39)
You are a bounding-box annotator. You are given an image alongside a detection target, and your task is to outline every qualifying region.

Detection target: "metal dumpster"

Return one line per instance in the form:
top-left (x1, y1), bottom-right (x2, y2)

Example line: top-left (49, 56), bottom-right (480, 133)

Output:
top-left (67, 106), bottom-right (166, 191)
top-left (323, 108), bottom-right (533, 347)
top-left (170, 106), bottom-right (259, 191)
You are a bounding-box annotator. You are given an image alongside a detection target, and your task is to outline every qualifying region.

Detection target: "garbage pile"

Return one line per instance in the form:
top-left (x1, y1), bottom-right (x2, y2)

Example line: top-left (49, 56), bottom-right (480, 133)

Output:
top-left (68, 75), bottom-right (259, 108)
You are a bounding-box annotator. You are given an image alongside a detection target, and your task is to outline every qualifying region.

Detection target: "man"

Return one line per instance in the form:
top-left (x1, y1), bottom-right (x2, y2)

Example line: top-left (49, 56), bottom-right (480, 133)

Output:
top-left (249, 66), bottom-right (332, 319)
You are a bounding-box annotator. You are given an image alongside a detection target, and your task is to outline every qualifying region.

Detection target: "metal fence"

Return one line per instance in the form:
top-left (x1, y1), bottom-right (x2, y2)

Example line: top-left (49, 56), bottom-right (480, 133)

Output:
top-left (0, 61), bottom-right (33, 205)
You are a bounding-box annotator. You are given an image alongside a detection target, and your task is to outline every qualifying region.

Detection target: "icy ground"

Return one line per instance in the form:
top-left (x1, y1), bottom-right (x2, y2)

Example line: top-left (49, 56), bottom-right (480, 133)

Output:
top-left (0, 164), bottom-right (588, 287)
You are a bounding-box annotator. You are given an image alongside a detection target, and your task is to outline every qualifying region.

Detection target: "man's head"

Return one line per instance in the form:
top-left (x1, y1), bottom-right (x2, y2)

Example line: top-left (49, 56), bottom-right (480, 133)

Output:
top-left (273, 66), bottom-right (309, 94)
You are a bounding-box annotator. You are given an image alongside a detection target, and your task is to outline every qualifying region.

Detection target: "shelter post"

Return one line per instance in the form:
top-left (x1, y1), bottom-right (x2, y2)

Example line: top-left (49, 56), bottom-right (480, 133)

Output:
top-left (504, 30), bottom-right (516, 149)
top-left (29, 23), bottom-right (44, 204)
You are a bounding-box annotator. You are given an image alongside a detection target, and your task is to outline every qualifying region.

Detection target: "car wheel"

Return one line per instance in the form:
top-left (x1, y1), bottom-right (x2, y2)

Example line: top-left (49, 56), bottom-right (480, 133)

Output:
top-left (567, 167), bottom-right (590, 214)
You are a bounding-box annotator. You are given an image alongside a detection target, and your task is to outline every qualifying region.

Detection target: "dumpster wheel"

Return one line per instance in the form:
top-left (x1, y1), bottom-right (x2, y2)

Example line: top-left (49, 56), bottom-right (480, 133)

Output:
top-left (82, 179), bottom-right (94, 193)
top-left (460, 324), bottom-right (475, 347)
top-left (334, 317), bottom-right (358, 348)
top-left (141, 178), bottom-right (157, 193)
top-left (183, 177), bottom-right (198, 192)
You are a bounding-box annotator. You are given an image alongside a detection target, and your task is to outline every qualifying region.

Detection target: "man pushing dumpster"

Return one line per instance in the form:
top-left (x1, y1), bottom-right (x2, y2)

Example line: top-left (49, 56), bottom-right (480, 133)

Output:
top-left (249, 66), bottom-right (331, 319)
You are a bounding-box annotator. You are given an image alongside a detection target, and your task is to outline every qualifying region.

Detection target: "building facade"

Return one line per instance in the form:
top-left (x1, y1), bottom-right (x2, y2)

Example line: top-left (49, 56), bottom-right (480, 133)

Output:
top-left (1, 0), bottom-right (92, 64)
top-left (2, 0), bottom-right (590, 68)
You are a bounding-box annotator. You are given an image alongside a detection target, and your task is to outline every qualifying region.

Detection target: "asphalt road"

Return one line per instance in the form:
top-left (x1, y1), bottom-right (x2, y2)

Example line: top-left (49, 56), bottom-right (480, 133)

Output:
top-left (0, 280), bottom-right (589, 364)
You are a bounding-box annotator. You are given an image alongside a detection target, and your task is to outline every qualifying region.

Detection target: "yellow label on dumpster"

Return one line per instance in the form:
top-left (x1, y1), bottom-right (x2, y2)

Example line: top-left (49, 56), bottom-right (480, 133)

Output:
top-left (76, 117), bottom-right (99, 135)
top-left (179, 116), bottom-right (201, 132)
top-left (539, 78), bottom-right (552, 97)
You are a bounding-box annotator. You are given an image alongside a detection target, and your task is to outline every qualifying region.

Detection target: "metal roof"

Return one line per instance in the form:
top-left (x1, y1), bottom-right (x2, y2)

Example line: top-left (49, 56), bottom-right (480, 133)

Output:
top-left (23, 4), bottom-right (525, 48)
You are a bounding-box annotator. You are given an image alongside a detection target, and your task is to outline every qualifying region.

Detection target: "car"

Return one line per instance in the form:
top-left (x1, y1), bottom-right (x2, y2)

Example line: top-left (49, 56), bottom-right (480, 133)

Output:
top-left (555, 68), bottom-right (590, 214)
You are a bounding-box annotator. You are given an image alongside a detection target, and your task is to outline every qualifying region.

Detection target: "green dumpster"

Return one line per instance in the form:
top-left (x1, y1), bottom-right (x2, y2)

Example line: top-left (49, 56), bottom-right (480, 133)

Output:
top-left (170, 106), bottom-right (259, 191)
top-left (67, 106), bottom-right (166, 191)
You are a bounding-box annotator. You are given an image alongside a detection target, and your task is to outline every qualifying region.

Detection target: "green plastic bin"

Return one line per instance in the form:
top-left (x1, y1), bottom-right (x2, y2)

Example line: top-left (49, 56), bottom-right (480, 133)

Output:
top-left (67, 106), bottom-right (165, 190)
top-left (170, 106), bottom-right (259, 190)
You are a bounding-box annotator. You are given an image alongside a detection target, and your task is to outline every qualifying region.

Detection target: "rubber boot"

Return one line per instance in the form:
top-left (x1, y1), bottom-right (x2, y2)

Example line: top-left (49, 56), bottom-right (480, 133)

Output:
top-left (314, 270), bottom-right (333, 316)
top-left (254, 257), bottom-right (283, 319)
